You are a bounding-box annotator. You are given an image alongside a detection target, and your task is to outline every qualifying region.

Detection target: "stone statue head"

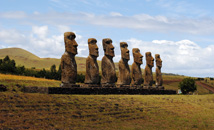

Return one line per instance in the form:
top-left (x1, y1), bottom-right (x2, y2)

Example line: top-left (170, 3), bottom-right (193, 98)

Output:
top-left (132, 48), bottom-right (143, 64)
top-left (64, 32), bottom-right (78, 55)
top-left (120, 42), bottom-right (130, 60)
top-left (155, 54), bottom-right (162, 68)
top-left (102, 38), bottom-right (115, 57)
top-left (146, 52), bottom-right (154, 67)
top-left (88, 38), bottom-right (99, 57)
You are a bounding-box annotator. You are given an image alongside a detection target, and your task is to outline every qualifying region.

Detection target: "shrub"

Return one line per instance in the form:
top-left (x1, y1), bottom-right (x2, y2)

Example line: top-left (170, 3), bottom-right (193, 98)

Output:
top-left (178, 78), bottom-right (197, 94)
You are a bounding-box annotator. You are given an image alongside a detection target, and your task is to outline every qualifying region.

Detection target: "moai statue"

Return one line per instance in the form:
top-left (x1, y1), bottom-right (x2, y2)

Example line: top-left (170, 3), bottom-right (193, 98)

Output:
top-left (116, 42), bottom-right (131, 87)
top-left (155, 54), bottom-right (164, 89)
top-left (84, 38), bottom-right (99, 85)
top-left (61, 32), bottom-right (78, 87)
top-left (131, 48), bottom-right (143, 87)
top-left (144, 52), bottom-right (154, 88)
top-left (101, 38), bottom-right (117, 86)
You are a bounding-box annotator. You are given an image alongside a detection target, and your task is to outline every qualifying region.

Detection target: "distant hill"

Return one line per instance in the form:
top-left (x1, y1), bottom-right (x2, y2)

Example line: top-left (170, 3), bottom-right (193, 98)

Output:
top-left (0, 47), bottom-right (119, 72)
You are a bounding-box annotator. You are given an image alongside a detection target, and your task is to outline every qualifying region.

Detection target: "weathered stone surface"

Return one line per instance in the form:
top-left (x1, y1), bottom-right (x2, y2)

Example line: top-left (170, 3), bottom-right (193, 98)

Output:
top-left (84, 38), bottom-right (100, 84)
top-left (117, 42), bottom-right (131, 86)
top-left (131, 48), bottom-right (143, 85)
top-left (22, 86), bottom-right (176, 95)
top-left (101, 38), bottom-right (117, 85)
top-left (22, 86), bottom-right (49, 94)
top-left (61, 32), bottom-right (78, 85)
top-left (144, 52), bottom-right (154, 87)
top-left (80, 84), bottom-right (100, 88)
top-left (60, 83), bottom-right (80, 88)
top-left (101, 84), bottom-right (116, 88)
top-left (155, 54), bottom-right (164, 89)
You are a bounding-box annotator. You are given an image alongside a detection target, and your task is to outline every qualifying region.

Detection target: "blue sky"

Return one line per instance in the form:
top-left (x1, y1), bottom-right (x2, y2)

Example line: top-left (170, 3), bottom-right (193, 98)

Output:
top-left (0, 0), bottom-right (214, 77)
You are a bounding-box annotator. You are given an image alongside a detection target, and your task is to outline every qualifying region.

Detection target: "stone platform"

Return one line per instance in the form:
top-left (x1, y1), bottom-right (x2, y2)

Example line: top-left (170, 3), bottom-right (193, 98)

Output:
top-left (0, 84), bottom-right (7, 92)
top-left (22, 86), bottom-right (176, 95)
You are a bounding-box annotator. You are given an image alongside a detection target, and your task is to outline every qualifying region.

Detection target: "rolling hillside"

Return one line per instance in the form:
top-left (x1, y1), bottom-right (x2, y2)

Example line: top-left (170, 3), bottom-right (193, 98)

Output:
top-left (0, 47), bottom-right (120, 72)
top-left (0, 48), bottom-right (61, 70)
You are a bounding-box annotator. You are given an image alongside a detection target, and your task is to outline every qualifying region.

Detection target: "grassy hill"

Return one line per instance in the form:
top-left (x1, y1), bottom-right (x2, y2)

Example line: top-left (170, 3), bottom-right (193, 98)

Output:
top-left (0, 48), bottom-right (61, 70)
top-left (0, 47), bottom-right (120, 72)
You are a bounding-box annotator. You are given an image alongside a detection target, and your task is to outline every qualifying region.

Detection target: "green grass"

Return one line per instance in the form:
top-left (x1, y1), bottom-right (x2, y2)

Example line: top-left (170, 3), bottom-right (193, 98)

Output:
top-left (0, 93), bottom-right (213, 129)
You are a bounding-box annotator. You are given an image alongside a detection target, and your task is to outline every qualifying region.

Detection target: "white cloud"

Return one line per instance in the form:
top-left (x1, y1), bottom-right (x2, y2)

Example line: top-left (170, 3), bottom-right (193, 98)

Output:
top-left (126, 38), bottom-right (214, 77)
top-left (35, 12), bottom-right (214, 35)
top-left (156, 0), bottom-right (208, 16)
top-left (0, 11), bottom-right (26, 19)
top-left (0, 26), bottom-right (63, 58)
top-left (29, 33), bottom-right (65, 58)
top-left (57, 25), bottom-right (71, 33)
top-left (32, 26), bottom-right (48, 39)
top-left (0, 29), bottom-right (27, 44)
top-left (50, 0), bottom-right (60, 2)
top-left (33, 11), bottom-right (40, 15)
top-left (1, 11), bottom-right (214, 35)
top-left (0, 25), bottom-right (89, 59)
top-left (110, 12), bottom-right (123, 17)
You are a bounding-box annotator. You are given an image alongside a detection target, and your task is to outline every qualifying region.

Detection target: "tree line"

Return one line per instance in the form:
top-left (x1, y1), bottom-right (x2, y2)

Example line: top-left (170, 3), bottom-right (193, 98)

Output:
top-left (0, 55), bottom-right (85, 83)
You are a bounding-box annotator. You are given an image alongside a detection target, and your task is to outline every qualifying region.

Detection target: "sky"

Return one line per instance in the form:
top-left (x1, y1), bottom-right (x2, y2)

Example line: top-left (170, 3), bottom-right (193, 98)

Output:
top-left (0, 0), bottom-right (214, 77)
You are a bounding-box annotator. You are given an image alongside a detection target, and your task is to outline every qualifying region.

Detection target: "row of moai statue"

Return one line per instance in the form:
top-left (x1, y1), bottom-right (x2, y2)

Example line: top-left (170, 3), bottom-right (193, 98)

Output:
top-left (61, 32), bottom-right (163, 89)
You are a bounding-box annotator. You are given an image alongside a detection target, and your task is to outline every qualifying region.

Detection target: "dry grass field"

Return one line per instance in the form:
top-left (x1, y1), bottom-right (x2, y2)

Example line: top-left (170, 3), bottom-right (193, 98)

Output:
top-left (202, 79), bottom-right (214, 87)
top-left (0, 93), bottom-right (214, 129)
top-left (0, 74), bottom-right (60, 92)
top-left (0, 73), bottom-right (211, 94)
top-left (0, 73), bottom-right (213, 129)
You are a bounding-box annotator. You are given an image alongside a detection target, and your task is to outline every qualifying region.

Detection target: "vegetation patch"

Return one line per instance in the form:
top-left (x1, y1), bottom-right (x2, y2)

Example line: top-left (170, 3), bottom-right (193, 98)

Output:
top-left (0, 74), bottom-right (60, 90)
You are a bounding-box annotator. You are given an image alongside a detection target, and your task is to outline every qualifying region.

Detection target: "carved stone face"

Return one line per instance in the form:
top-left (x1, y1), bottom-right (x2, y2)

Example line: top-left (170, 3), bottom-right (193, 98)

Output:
top-left (64, 32), bottom-right (78, 55)
top-left (132, 48), bottom-right (143, 64)
top-left (120, 42), bottom-right (130, 60)
top-left (146, 52), bottom-right (154, 67)
top-left (102, 38), bottom-right (114, 57)
top-left (155, 54), bottom-right (162, 68)
top-left (88, 38), bottom-right (99, 57)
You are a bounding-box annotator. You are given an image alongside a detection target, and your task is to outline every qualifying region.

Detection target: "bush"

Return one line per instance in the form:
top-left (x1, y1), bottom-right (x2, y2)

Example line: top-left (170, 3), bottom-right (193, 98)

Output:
top-left (178, 78), bottom-right (197, 94)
